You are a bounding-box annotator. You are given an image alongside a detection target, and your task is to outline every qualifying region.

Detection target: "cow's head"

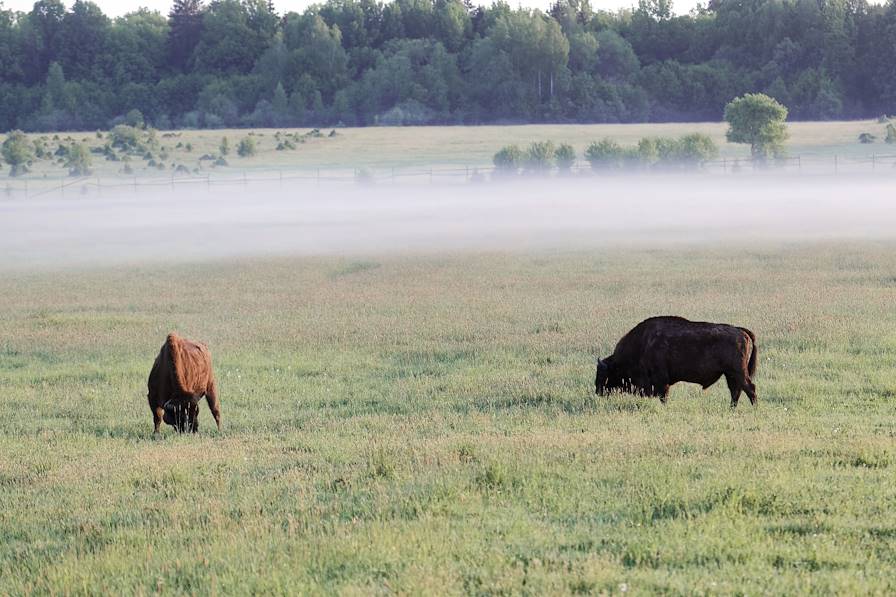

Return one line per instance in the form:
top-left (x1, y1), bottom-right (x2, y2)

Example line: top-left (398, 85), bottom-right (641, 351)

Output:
top-left (595, 356), bottom-right (622, 395)
top-left (163, 400), bottom-right (192, 433)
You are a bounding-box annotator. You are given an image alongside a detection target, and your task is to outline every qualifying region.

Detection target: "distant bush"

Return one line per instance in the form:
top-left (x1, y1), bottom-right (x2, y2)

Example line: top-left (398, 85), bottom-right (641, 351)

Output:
top-left (493, 145), bottom-right (524, 175)
top-left (585, 138), bottom-right (625, 170)
top-left (555, 143), bottom-right (576, 173)
top-left (64, 143), bottom-right (92, 176)
top-left (588, 134), bottom-right (717, 171)
top-left (524, 141), bottom-right (555, 173)
top-left (237, 137), bottom-right (256, 157)
top-left (859, 132), bottom-right (876, 144)
top-left (886, 124), bottom-right (896, 144)
top-left (1, 131), bottom-right (33, 176)
top-left (878, 115), bottom-right (891, 124)
top-left (110, 125), bottom-right (141, 150)
top-left (675, 133), bottom-right (719, 165)
top-left (220, 137), bottom-right (230, 156)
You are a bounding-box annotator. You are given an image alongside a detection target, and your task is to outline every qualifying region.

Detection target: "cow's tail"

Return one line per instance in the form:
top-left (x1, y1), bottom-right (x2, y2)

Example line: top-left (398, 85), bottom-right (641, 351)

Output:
top-left (166, 332), bottom-right (191, 394)
top-left (739, 327), bottom-right (758, 377)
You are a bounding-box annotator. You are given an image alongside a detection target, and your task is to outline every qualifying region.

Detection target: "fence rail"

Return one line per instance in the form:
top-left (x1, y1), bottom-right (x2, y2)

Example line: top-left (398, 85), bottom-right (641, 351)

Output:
top-left (3, 153), bottom-right (896, 199)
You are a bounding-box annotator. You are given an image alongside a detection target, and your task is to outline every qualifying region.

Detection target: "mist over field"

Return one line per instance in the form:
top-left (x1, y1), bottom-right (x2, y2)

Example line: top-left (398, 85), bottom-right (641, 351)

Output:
top-left (2, 174), bottom-right (895, 269)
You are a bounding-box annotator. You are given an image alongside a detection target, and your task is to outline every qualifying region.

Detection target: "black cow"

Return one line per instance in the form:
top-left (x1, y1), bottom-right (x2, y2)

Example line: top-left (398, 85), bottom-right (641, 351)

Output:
top-left (596, 316), bottom-right (757, 407)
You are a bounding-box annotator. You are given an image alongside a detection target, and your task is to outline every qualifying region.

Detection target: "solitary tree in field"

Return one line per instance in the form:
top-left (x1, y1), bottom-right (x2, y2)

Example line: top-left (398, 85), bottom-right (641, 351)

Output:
top-left (1, 130), bottom-right (33, 176)
top-left (724, 93), bottom-right (788, 162)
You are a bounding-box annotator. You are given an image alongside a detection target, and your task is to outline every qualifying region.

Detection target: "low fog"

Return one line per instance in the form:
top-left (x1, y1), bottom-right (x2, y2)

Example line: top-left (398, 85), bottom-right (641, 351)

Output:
top-left (2, 173), bottom-right (895, 270)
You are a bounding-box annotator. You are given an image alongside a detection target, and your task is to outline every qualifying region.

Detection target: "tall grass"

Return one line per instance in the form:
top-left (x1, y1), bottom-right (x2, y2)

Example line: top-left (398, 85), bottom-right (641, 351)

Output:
top-left (1, 245), bottom-right (895, 593)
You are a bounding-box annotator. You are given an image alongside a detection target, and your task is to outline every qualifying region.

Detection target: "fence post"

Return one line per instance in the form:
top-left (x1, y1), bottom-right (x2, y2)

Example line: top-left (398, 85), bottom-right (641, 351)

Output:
top-left (798, 155), bottom-right (801, 171)
top-left (722, 158), bottom-right (727, 173)
top-left (316, 168), bottom-right (320, 186)
top-left (243, 171), bottom-right (247, 186)
top-left (834, 154), bottom-right (838, 174)
top-left (134, 176), bottom-right (138, 194)
top-left (429, 168), bottom-right (433, 184)
top-left (391, 167), bottom-right (395, 184)
top-left (279, 170), bottom-right (283, 188)
top-left (872, 154), bottom-right (876, 172)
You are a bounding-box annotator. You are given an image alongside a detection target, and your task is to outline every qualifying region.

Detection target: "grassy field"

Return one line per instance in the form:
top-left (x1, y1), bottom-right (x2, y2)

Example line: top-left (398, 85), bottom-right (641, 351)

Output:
top-left (2, 244), bottom-right (896, 594)
top-left (1, 119), bottom-right (893, 182)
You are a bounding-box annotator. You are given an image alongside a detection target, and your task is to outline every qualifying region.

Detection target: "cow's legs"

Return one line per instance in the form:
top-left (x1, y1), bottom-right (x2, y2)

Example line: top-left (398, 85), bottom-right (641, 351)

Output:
top-left (188, 402), bottom-right (200, 433)
top-left (205, 381), bottom-right (222, 431)
top-left (744, 379), bottom-right (758, 406)
top-left (725, 374), bottom-right (742, 408)
top-left (152, 405), bottom-right (164, 435)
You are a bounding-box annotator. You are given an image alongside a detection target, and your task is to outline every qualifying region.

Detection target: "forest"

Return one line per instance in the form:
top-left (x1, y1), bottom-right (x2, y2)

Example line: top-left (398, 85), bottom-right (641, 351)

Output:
top-left (0, 0), bottom-right (894, 131)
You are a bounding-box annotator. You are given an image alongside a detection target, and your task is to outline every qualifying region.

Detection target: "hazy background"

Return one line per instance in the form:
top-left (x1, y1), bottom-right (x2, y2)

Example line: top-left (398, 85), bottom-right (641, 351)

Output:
top-left (2, 174), bottom-right (894, 270)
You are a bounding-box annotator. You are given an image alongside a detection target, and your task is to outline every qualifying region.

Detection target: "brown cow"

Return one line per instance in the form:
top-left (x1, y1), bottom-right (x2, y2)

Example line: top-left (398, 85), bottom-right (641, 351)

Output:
top-left (595, 316), bottom-right (757, 407)
top-left (147, 333), bottom-right (221, 434)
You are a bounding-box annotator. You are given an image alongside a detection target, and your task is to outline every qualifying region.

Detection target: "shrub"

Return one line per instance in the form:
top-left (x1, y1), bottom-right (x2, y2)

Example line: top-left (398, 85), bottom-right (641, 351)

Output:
top-left (493, 145), bottom-right (524, 175)
top-left (237, 137), bottom-right (256, 157)
top-left (858, 132), bottom-right (876, 144)
top-left (64, 143), bottom-right (92, 176)
top-left (524, 141), bottom-right (556, 173)
top-left (220, 137), bottom-right (230, 156)
top-left (585, 138), bottom-right (624, 170)
top-left (1, 131), bottom-right (34, 176)
top-left (555, 143), bottom-right (576, 172)
top-left (110, 125), bottom-right (141, 150)
top-left (885, 124), bottom-right (896, 144)
top-left (676, 133), bottom-right (719, 165)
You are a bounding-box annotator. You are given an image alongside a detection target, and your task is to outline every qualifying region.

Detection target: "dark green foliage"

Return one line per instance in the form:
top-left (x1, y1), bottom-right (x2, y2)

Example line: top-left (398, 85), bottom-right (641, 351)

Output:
top-left (858, 133), bottom-right (876, 144)
top-left (585, 139), bottom-right (625, 170)
top-left (0, 0), bottom-right (892, 131)
top-left (493, 145), bottom-right (524, 174)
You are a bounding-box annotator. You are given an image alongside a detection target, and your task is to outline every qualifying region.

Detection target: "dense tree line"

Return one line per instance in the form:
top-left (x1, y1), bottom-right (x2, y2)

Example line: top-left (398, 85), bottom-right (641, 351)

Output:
top-left (1, 0), bottom-right (894, 131)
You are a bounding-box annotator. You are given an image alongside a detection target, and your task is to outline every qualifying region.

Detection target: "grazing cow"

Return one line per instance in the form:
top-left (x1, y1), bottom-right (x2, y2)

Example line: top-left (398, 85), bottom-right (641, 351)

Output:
top-left (595, 316), bottom-right (757, 407)
top-left (147, 333), bottom-right (221, 434)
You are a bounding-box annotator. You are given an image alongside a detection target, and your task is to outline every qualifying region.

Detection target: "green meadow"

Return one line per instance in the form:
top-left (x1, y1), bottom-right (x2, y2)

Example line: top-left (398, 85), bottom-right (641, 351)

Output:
top-left (2, 244), bottom-right (896, 594)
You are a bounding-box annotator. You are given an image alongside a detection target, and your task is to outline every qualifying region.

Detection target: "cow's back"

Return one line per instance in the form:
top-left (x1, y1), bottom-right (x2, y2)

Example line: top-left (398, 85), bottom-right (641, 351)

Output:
top-left (614, 316), bottom-right (749, 380)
